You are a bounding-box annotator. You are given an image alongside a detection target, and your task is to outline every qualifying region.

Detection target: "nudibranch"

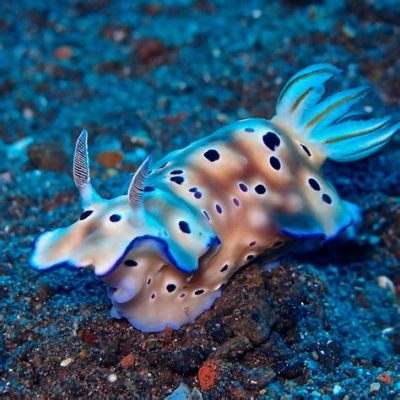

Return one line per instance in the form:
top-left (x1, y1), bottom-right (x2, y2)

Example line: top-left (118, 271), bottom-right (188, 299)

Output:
top-left (30, 64), bottom-right (399, 332)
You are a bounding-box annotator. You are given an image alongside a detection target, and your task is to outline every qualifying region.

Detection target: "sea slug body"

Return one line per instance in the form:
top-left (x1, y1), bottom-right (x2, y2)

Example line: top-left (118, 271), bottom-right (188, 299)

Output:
top-left (30, 64), bottom-right (399, 332)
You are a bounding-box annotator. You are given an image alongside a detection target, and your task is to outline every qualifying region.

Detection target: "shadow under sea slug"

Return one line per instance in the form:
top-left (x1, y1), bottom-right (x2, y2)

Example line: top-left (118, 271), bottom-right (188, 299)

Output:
top-left (30, 64), bottom-right (399, 332)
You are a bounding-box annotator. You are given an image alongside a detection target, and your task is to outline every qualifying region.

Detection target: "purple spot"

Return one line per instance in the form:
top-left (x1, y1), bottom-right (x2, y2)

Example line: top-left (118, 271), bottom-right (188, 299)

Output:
top-left (189, 187), bottom-right (197, 192)
top-left (249, 241), bottom-right (256, 247)
top-left (124, 259), bottom-right (138, 267)
top-left (255, 184), bottom-right (266, 194)
top-left (194, 191), bottom-right (202, 199)
top-left (180, 293), bottom-right (186, 298)
top-left (166, 284), bottom-right (176, 293)
top-left (109, 214), bottom-right (121, 222)
top-left (269, 156), bottom-right (281, 170)
top-left (151, 293), bottom-right (156, 299)
top-left (239, 182), bottom-right (248, 192)
top-left (220, 264), bottom-right (228, 272)
top-left (203, 210), bottom-right (211, 220)
top-left (308, 178), bottom-right (321, 191)
top-left (247, 254), bottom-right (255, 260)
top-left (179, 221), bottom-right (191, 234)
top-left (216, 204), bottom-right (223, 214)
top-left (300, 144), bottom-right (311, 157)
top-left (322, 193), bottom-right (332, 204)
top-left (204, 149), bottom-right (220, 162)
top-left (80, 210), bottom-right (93, 220)
top-left (233, 198), bottom-right (240, 206)
top-left (170, 169), bottom-right (183, 175)
top-left (170, 176), bottom-right (184, 184)
top-left (263, 132), bottom-right (280, 151)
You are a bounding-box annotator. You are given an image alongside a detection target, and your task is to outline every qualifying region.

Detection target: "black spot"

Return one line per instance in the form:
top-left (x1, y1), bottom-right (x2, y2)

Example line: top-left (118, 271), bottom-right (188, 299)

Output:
top-left (269, 156), bottom-right (281, 170)
top-left (179, 220), bottom-right (191, 234)
top-left (249, 241), bottom-right (256, 247)
top-left (194, 191), bottom-right (202, 199)
top-left (109, 214), bottom-right (121, 222)
top-left (166, 284), bottom-right (176, 293)
top-left (170, 176), bottom-right (184, 184)
top-left (308, 178), bottom-right (321, 191)
top-left (255, 184), bottom-right (266, 194)
top-left (263, 132), bottom-right (281, 151)
top-left (151, 293), bottom-right (156, 299)
top-left (144, 186), bottom-right (155, 192)
top-left (245, 127), bottom-right (254, 132)
top-left (239, 182), bottom-right (248, 192)
top-left (273, 241), bottom-right (283, 247)
top-left (233, 198), bottom-right (240, 206)
top-left (204, 149), bottom-right (220, 162)
top-left (247, 254), bottom-right (255, 260)
top-left (220, 264), bottom-right (228, 272)
top-left (300, 144), bottom-right (311, 157)
top-left (322, 193), bottom-right (332, 204)
top-left (159, 162), bottom-right (168, 169)
top-left (79, 210), bottom-right (93, 220)
top-left (124, 259), bottom-right (138, 267)
top-left (180, 293), bottom-right (186, 298)
top-left (215, 204), bottom-right (223, 214)
top-left (194, 289), bottom-right (205, 296)
top-left (203, 210), bottom-right (211, 220)
top-left (170, 169), bottom-right (183, 175)
top-left (189, 187), bottom-right (197, 192)
top-left (147, 278), bottom-right (152, 285)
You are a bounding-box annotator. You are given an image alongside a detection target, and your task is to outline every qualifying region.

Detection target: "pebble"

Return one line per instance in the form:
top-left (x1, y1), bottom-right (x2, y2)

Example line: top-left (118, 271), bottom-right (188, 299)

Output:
top-left (377, 276), bottom-right (396, 294)
top-left (165, 383), bottom-right (191, 400)
top-left (377, 371), bottom-right (393, 384)
top-left (107, 373), bottom-right (117, 383)
top-left (54, 46), bottom-right (73, 59)
top-left (60, 357), bottom-right (73, 367)
top-left (332, 384), bottom-right (343, 395)
top-left (96, 150), bottom-right (124, 168)
top-left (28, 142), bottom-right (68, 173)
top-left (369, 382), bottom-right (380, 393)
top-left (120, 353), bottom-right (135, 368)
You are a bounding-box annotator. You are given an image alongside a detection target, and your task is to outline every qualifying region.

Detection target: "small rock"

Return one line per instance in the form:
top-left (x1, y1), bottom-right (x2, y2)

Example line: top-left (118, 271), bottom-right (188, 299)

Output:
top-left (369, 382), bottom-right (381, 393)
top-left (95, 150), bottom-right (124, 168)
top-left (198, 360), bottom-right (219, 392)
top-left (120, 353), bottom-right (135, 369)
top-left (310, 339), bottom-right (343, 370)
top-left (60, 357), bottom-right (73, 367)
top-left (54, 46), bottom-right (73, 59)
top-left (107, 373), bottom-right (117, 383)
top-left (274, 357), bottom-right (306, 379)
top-left (377, 371), bottom-right (393, 384)
top-left (377, 276), bottom-right (396, 294)
top-left (191, 387), bottom-right (203, 400)
top-left (28, 142), bottom-right (68, 173)
top-left (214, 336), bottom-right (253, 359)
top-left (81, 329), bottom-right (97, 345)
top-left (36, 284), bottom-right (53, 301)
top-left (237, 366), bottom-right (276, 390)
top-left (333, 384), bottom-right (344, 395)
top-left (165, 383), bottom-right (191, 400)
top-left (136, 38), bottom-right (166, 65)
